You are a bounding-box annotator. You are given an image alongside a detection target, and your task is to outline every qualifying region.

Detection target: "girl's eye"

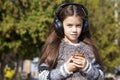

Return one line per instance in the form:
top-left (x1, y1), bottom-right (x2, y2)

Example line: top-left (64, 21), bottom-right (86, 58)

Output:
top-left (67, 24), bottom-right (73, 28)
top-left (66, 24), bottom-right (82, 28)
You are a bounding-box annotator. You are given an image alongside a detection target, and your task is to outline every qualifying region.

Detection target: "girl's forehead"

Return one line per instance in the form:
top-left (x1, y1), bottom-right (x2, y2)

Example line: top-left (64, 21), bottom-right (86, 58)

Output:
top-left (64, 16), bottom-right (83, 21)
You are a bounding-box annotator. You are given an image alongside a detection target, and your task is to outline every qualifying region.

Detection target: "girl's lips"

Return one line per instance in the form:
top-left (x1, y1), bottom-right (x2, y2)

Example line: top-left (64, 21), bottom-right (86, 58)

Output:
top-left (71, 34), bottom-right (78, 38)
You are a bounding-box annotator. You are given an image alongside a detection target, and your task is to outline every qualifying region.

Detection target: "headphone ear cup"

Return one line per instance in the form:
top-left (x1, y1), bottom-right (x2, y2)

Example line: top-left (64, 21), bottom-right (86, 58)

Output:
top-left (54, 17), bottom-right (64, 36)
top-left (82, 17), bottom-right (89, 32)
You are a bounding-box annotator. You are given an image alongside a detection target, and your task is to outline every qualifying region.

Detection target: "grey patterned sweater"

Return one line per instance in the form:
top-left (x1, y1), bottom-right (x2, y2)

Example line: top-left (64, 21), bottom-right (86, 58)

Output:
top-left (38, 40), bottom-right (104, 80)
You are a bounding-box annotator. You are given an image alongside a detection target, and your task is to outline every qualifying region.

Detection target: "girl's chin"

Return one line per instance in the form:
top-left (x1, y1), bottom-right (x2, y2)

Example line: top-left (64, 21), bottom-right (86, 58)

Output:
top-left (70, 37), bottom-right (78, 41)
top-left (64, 37), bottom-right (78, 43)
top-left (68, 38), bottom-right (78, 43)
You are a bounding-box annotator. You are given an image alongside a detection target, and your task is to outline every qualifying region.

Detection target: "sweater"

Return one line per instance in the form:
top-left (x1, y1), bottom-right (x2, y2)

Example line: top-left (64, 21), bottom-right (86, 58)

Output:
top-left (38, 40), bottom-right (104, 80)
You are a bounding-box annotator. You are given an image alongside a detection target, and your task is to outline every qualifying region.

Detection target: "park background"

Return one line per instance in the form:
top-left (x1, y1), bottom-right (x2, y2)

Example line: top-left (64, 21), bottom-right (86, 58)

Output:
top-left (0, 0), bottom-right (120, 80)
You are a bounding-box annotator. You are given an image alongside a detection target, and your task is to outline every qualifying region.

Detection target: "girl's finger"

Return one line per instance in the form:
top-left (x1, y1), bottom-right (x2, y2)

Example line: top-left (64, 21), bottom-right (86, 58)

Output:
top-left (73, 63), bottom-right (84, 68)
top-left (67, 56), bottom-right (74, 63)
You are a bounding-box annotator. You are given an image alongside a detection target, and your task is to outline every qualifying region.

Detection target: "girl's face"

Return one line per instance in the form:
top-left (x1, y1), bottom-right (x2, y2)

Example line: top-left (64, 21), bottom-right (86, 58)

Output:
top-left (63, 15), bottom-right (83, 43)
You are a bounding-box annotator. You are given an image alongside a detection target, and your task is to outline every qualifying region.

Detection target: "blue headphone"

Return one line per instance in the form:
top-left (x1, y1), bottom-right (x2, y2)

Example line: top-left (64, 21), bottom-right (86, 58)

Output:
top-left (53, 3), bottom-right (89, 36)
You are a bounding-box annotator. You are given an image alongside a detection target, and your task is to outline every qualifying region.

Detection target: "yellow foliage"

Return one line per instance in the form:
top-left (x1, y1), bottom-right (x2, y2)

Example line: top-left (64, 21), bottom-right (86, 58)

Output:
top-left (4, 68), bottom-right (15, 79)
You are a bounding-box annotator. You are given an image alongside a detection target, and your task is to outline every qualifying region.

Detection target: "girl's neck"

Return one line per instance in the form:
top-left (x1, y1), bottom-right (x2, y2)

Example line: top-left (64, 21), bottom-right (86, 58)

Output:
top-left (63, 39), bottom-right (80, 46)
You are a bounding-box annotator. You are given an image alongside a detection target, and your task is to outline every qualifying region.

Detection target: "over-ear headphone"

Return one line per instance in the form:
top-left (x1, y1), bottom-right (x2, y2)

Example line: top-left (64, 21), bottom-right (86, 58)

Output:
top-left (54, 3), bottom-right (89, 36)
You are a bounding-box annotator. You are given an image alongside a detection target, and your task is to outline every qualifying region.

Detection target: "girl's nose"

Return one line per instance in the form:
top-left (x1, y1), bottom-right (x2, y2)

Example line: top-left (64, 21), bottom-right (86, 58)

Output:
top-left (72, 26), bottom-right (77, 32)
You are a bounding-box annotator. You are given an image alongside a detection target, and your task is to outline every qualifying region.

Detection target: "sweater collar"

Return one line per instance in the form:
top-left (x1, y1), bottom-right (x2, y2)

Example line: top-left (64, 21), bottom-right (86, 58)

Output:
top-left (61, 39), bottom-right (82, 46)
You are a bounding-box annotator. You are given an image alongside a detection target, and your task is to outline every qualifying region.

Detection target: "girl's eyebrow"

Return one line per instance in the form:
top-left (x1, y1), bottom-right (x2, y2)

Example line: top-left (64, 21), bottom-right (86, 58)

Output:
top-left (76, 23), bottom-right (82, 26)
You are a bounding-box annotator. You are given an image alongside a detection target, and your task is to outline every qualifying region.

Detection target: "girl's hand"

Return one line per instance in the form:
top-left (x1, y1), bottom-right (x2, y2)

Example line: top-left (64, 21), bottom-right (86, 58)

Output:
top-left (72, 53), bottom-right (87, 69)
top-left (65, 56), bottom-right (78, 72)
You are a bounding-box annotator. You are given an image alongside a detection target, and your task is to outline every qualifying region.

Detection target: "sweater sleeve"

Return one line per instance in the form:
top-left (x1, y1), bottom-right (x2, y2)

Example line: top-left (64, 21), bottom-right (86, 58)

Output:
top-left (38, 63), bottom-right (72, 80)
top-left (79, 58), bottom-right (104, 80)
top-left (77, 43), bottom-right (105, 80)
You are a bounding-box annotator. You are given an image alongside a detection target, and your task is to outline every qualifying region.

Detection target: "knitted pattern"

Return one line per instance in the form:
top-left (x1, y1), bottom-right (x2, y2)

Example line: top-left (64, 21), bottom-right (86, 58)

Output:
top-left (56, 40), bottom-right (94, 80)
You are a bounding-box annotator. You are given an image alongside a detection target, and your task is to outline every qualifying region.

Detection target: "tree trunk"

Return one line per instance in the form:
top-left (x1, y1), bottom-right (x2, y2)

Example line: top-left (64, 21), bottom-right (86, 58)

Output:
top-left (0, 59), bottom-right (5, 80)
top-left (13, 54), bottom-right (21, 80)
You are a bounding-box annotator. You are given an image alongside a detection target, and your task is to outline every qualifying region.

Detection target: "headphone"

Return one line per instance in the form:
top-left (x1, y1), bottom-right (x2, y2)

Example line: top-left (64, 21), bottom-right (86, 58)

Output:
top-left (54, 3), bottom-right (89, 36)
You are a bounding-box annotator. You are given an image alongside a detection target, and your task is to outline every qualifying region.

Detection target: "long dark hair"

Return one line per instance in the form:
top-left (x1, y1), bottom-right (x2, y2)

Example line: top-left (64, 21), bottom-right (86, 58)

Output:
top-left (39, 4), bottom-right (103, 69)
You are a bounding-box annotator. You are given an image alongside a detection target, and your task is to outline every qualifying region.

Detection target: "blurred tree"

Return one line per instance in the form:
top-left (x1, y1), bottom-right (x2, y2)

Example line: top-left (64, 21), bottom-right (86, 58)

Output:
top-left (0, 0), bottom-right (55, 79)
top-left (0, 0), bottom-right (120, 79)
top-left (84, 0), bottom-right (120, 72)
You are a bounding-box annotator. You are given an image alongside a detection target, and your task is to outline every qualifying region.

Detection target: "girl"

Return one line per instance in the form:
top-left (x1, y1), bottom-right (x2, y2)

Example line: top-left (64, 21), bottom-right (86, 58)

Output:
top-left (38, 3), bottom-right (104, 80)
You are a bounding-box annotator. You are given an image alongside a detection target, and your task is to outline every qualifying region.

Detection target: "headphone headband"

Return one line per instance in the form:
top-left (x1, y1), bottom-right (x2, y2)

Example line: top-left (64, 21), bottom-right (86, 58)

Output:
top-left (55, 3), bottom-right (88, 17)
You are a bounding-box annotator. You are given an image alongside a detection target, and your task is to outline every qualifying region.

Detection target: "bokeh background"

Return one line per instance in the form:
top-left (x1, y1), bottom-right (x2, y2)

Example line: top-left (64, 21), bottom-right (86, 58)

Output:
top-left (0, 0), bottom-right (120, 80)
